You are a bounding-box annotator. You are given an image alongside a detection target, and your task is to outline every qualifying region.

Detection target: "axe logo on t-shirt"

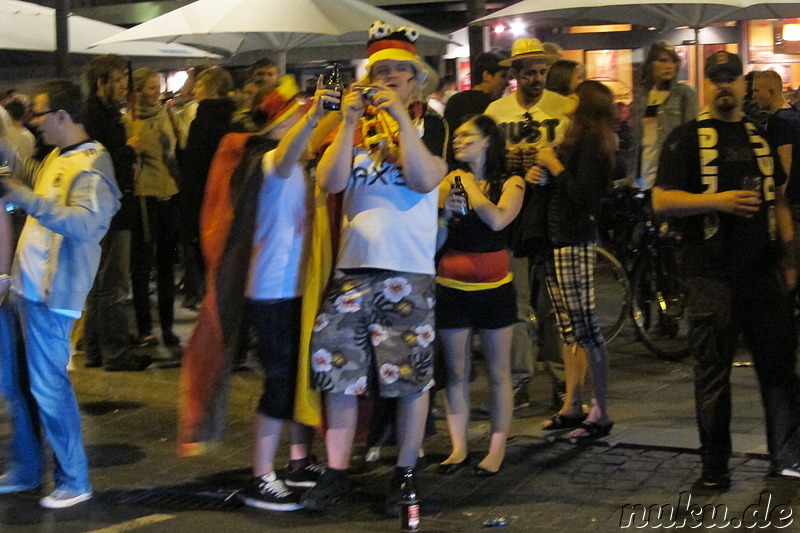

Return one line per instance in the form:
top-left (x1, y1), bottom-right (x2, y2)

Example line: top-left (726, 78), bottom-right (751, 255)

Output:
top-left (351, 154), bottom-right (407, 187)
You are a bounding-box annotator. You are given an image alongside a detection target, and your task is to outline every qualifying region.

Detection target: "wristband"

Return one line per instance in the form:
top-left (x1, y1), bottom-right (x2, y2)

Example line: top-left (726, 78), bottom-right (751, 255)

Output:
top-left (0, 274), bottom-right (10, 282)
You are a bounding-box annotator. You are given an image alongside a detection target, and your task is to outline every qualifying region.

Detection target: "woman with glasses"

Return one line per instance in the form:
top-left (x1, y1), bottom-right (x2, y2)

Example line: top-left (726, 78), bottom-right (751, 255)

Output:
top-left (436, 115), bottom-right (524, 475)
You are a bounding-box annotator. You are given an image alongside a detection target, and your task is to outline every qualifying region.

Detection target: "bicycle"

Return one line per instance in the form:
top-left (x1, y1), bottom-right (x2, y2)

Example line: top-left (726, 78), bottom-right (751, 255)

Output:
top-left (597, 187), bottom-right (691, 359)
top-left (593, 246), bottom-right (630, 344)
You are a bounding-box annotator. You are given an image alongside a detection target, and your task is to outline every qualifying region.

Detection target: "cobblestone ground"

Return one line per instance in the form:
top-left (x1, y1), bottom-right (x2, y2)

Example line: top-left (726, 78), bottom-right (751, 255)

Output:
top-left (1, 312), bottom-right (799, 532)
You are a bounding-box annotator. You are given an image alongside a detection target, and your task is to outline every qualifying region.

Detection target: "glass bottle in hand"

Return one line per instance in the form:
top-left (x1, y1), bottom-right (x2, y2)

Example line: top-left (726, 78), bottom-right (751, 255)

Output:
top-left (324, 62), bottom-right (343, 111)
top-left (446, 176), bottom-right (469, 218)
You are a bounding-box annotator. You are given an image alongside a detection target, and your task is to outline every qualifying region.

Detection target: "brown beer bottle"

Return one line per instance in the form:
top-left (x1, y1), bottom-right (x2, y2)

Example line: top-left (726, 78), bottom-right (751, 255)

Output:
top-left (324, 62), bottom-right (343, 111)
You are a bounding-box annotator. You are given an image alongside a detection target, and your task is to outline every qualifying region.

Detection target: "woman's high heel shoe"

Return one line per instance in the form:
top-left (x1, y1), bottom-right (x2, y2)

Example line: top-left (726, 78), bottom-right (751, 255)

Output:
top-left (436, 456), bottom-right (470, 475)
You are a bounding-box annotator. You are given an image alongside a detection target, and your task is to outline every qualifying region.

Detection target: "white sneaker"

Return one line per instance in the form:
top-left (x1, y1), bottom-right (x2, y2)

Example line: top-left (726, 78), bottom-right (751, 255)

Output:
top-left (39, 489), bottom-right (93, 509)
top-left (778, 466), bottom-right (800, 479)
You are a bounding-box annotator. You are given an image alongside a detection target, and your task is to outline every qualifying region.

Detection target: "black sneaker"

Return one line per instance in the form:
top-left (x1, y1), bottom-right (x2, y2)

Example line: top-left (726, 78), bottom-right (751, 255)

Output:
top-left (105, 354), bottom-right (152, 372)
top-left (85, 356), bottom-right (102, 368)
top-left (162, 331), bottom-right (181, 347)
top-left (298, 468), bottom-right (349, 512)
top-left (693, 473), bottom-right (731, 492)
top-left (282, 462), bottom-right (326, 489)
top-left (239, 472), bottom-right (303, 512)
top-left (135, 334), bottom-right (159, 348)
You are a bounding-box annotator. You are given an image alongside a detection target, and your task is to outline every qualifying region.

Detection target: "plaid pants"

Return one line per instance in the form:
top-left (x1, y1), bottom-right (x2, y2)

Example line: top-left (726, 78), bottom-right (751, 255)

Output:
top-left (543, 242), bottom-right (604, 348)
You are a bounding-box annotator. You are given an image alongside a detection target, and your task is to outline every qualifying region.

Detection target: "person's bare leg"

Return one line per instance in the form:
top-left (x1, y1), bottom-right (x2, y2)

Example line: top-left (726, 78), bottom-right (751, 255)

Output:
top-left (325, 393), bottom-right (358, 470)
top-left (556, 343), bottom-right (586, 415)
top-left (252, 414), bottom-right (284, 477)
top-left (289, 422), bottom-right (314, 461)
top-left (570, 344), bottom-right (611, 438)
top-left (396, 390), bottom-right (430, 468)
top-left (440, 328), bottom-right (472, 465)
top-left (478, 326), bottom-right (514, 472)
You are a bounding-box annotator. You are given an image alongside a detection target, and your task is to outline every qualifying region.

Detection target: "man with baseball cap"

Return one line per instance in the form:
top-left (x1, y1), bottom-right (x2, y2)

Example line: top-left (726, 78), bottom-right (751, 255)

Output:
top-left (654, 51), bottom-right (800, 490)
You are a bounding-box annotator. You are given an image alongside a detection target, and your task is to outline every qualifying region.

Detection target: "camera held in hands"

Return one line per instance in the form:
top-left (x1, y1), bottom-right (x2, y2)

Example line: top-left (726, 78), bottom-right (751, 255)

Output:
top-left (361, 86), bottom-right (379, 105)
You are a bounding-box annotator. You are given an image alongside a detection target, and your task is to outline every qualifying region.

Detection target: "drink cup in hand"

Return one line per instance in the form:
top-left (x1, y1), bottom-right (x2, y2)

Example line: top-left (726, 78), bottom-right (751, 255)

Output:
top-left (522, 146), bottom-right (539, 170)
top-left (505, 147), bottom-right (523, 174)
top-left (741, 175), bottom-right (761, 196)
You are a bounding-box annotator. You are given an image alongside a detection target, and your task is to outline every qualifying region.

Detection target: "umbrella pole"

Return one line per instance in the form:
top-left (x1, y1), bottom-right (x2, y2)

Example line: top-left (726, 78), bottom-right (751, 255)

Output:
top-left (277, 50), bottom-right (287, 76)
top-left (55, 0), bottom-right (69, 77)
top-left (694, 27), bottom-right (701, 93)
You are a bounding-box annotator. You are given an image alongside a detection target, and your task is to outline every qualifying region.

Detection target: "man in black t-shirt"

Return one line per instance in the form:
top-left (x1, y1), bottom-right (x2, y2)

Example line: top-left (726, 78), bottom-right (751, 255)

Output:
top-left (753, 70), bottom-right (800, 268)
top-left (443, 52), bottom-right (508, 133)
top-left (654, 51), bottom-right (800, 491)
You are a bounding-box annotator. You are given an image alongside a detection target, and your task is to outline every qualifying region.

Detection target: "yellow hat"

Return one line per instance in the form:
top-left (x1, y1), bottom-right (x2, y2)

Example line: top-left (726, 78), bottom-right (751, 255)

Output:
top-left (499, 38), bottom-right (552, 67)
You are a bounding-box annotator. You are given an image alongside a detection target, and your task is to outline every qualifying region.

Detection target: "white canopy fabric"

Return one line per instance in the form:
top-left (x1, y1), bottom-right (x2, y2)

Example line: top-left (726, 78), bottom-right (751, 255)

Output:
top-left (91, 0), bottom-right (450, 67)
top-left (475, 0), bottom-right (800, 86)
top-left (0, 0), bottom-right (218, 58)
top-left (475, 0), bottom-right (800, 31)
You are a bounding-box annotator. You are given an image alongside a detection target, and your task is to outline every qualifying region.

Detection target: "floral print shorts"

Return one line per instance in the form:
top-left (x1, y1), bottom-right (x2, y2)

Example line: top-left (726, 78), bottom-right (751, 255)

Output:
top-left (310, 270), bottom-right (436, 397)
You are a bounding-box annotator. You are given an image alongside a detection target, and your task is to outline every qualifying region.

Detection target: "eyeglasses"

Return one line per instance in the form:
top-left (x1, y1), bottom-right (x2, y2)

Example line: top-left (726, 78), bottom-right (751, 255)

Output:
top-left (453, 131), bottom-right (480, 141)
top-left (31, 109), bottom-right (58, 119)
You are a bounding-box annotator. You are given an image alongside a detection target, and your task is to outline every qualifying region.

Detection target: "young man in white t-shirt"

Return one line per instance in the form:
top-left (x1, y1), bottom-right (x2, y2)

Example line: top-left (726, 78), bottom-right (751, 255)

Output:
top-left (237, 78), bottom-right (341, 512)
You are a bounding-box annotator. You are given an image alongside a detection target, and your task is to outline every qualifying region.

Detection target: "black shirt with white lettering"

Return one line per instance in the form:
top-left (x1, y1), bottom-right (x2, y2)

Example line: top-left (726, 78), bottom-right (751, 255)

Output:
top-left (656, 119), bottom-right (784, 279)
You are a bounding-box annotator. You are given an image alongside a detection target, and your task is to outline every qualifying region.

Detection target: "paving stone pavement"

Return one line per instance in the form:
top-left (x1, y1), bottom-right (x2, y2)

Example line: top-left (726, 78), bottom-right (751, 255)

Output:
top-left (1, 307), bottom-right (800, 532)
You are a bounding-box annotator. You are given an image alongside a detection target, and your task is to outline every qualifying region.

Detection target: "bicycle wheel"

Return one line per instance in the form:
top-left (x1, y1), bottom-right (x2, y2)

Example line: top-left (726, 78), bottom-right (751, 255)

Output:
top-left (593, 247), bottom-right (631, 345)
top-left (630, 244), bottom-right (691, 360)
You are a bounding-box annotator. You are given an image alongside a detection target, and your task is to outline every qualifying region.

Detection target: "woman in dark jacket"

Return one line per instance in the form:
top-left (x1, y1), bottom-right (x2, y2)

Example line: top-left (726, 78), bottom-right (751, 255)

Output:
top-left (179, 67), bottom-right (243, 308)
top-left (534, 80), bottom-right (616, 440)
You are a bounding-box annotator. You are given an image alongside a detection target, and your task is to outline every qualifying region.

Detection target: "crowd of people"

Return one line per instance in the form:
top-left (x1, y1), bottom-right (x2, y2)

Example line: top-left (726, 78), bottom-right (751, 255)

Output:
top-left (1, 20), bottom-right (800, 517)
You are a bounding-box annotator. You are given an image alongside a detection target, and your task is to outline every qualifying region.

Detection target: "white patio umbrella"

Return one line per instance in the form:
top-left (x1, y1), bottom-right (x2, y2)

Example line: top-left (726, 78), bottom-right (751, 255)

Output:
top-left (475, 0), bottom-right (800, 30)
top-left (475, 0), bottom-right (800, 82)
top-left (91, 0), bottom-right (450, 71)
top-left (0, 0), bottom-right (218, 58)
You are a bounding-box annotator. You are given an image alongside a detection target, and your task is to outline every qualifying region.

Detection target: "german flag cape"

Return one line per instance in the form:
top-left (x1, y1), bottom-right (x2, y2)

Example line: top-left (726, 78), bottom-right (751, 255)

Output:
top-left (177, 131), bottom-right (331, 454)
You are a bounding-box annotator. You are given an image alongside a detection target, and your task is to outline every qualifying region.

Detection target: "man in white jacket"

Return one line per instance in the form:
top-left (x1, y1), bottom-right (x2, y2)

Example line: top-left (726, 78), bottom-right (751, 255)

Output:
top-left (0, 80), bottom-right (120, 509)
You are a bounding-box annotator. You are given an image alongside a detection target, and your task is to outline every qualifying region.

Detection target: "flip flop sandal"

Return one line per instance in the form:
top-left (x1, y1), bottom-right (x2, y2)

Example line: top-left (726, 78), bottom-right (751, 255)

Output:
top-left (542, 412), bottom-right (587, 431)
top-left (570, 421), bottom-right (614, 441)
